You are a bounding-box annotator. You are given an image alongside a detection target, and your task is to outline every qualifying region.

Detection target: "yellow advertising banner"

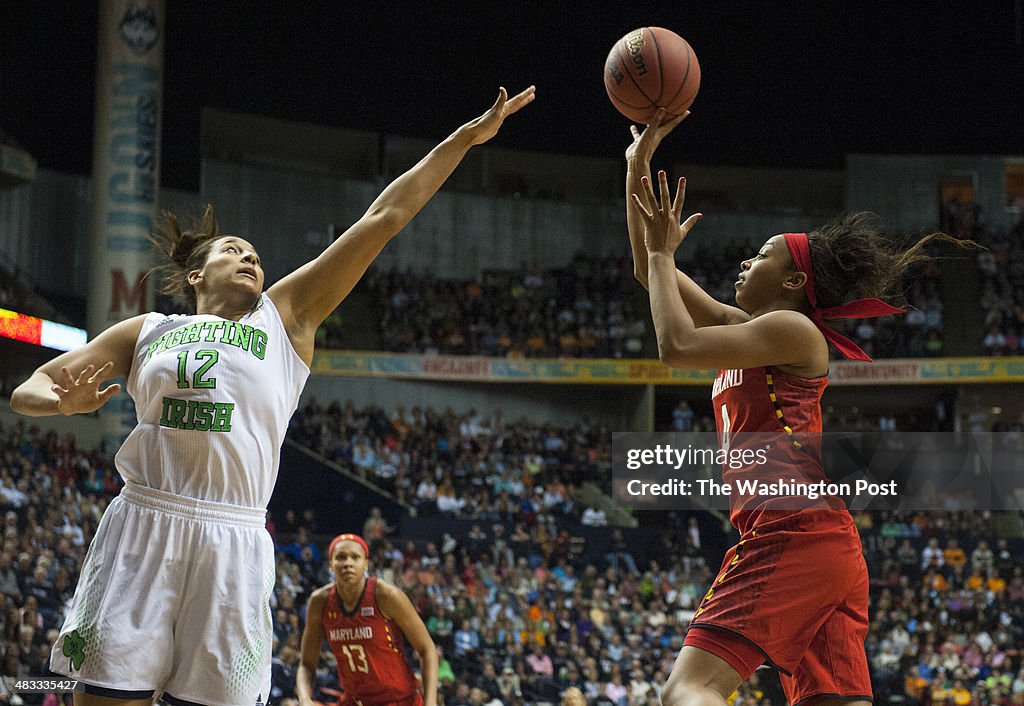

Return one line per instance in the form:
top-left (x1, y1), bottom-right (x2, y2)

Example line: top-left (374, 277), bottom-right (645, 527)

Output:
top-left (311, 352), bottom-right (1024, 386)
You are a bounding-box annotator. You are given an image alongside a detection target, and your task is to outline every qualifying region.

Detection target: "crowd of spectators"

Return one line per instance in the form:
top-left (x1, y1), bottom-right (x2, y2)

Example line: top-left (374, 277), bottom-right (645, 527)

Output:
top-left (266, 508), bottom-right (722, 706)
top-left (858, 510), bottom-right (1024, 706)
top-left (265, 507), bottom-right (1023, 706)
top-left (290, 396), bottom-right (979, 524)
top-left (2, 403), bottom-right (1023, 706)
top-left (977, 216), bottom-right (1024, 356)
top-left (288, 398), bottom-right (612, 524)
top-left (354, 254), bottom-right (649, 359)
top-left (0, 419), bottom-right (120, 701)
top-left (282, 398), bottom-right (1023, 705)
top-left (318, 238), bottom-right (948, 361)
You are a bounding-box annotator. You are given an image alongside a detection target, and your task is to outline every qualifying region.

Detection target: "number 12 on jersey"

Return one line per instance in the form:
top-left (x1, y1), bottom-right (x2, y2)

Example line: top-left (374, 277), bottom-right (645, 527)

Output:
top-left (176, 349), bottom-right (219, 389)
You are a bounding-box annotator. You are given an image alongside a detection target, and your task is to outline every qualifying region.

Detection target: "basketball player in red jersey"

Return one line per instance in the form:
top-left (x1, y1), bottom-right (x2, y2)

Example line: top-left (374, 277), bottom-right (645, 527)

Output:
top-left (624, 110), bottom-right (965, 706)
top-left (297, 534), bottom-right (437, 706)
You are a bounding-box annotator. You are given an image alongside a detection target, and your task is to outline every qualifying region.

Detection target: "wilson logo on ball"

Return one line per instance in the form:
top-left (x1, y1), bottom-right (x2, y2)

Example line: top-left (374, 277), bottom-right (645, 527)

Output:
top-left (625, 30), bottom-right (649, 76)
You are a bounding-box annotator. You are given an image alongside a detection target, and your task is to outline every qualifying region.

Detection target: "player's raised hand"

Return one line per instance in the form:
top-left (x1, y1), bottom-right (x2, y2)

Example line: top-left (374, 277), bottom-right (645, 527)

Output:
top-left (51, 362), bottom-right (122, 415)
top-left (630, 170), bottom-right (703, 255)
top-left (461, 86), bottom-right (536, 146)
top-left (625, 108), bottom-right (689, 163)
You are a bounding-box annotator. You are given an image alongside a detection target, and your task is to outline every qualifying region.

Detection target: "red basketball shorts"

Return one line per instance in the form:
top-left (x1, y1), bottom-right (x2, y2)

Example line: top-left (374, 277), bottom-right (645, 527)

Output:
top-left (684, 510), bottom-right (871, 705)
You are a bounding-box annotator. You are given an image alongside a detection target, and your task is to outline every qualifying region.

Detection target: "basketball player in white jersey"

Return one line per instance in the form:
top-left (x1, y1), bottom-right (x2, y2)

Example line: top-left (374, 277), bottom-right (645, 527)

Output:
top-left (10, 85), bottom-right (534, 706)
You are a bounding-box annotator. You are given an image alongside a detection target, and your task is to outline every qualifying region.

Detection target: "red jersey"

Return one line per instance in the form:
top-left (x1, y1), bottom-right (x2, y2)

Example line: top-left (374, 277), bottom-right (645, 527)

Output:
top-left (322, 577), bottom-right (420, 705)
top-left (712, 366), bottom-right (844, 534)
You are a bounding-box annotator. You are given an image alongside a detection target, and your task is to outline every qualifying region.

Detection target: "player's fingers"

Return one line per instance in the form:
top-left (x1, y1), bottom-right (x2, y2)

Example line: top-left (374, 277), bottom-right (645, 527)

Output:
top-left (89, 361), bottom-right (115, 383)
top-left (629, 193), bottom-right (653, 220)
top-left (649, 108), bottom-right (666, 128)
top-left (639, 175), bottom-right (657, 207)
top-left (97, 383), bottom-right (122, 402)
top-left (657, 171), bottom-right (672, 211)
top-left (76, 364), bottom-right (96, 385)
top-left (505, 86), bottom-right (535, 114)
top-left (488, 87), bottom-right (508, 114)
top-left (60, 366), bottom-right (75, 387)
top-left (671, 177), bottom-right (686, 217)
top-left (51, 384), bottom-right (69, 397)
top-left (630, 125), bottom-right (641, 140)
top-left (663, 112), bottom-right (688, 131)
top-left (681, 213), bottom-right (704, 233)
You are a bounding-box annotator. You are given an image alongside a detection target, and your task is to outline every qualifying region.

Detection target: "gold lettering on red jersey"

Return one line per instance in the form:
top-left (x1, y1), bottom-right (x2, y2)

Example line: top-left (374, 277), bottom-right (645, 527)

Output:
top-left (329, 626), bottom-right (374, 642)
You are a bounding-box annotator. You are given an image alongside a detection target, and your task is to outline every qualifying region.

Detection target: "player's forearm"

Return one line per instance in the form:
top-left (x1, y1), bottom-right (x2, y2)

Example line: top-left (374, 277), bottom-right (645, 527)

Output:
top-left (364, 129), bottom-right (475, 236)
top-left (9, 372), bottom-right (62, 416)
top-left (295, 664), bottom-right (317, 704)
top-left (421, 645), bottom-right (439, 706)
top-left (626, 157), bottom-right (653, 287)
top-left (671, 267), bottom-right (743, 328)
top-left (648, 251), bottom-right (697, 366)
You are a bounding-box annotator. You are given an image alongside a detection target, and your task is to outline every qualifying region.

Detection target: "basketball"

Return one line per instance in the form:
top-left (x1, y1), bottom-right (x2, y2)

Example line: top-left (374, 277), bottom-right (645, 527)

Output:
top-left (604, 27), bottom-right (701, 124)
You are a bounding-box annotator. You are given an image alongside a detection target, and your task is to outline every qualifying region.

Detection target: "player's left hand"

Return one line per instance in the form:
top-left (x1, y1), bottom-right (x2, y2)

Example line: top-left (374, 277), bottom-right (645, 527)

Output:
top-left (460, 86), bottom-right (536, 146)
top-left (630, 170), bottom-right (703, 255)
top-left (52, 362), bottom-right (122, 415)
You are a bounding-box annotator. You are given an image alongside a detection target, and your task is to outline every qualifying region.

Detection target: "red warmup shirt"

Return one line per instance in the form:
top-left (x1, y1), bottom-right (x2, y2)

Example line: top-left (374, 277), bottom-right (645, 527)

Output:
top-left (712, 366), bottom-right (845, 535)
top-left (322, 577), bottom-right (420, 705)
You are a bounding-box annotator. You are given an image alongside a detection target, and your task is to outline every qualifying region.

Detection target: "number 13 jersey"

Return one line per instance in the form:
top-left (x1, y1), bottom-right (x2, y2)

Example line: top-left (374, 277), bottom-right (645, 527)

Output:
top-left (323, 577), bottom-right (420, 704)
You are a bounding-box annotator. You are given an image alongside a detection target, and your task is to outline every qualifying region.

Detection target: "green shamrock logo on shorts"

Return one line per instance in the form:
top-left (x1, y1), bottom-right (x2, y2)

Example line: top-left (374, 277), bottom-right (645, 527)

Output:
top-left (63, 630), bottom-right (86, 671)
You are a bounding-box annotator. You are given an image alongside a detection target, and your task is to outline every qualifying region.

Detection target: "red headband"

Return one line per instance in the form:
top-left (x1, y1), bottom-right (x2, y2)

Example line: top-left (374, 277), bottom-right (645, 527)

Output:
top-left (782, 233), bottom-right (904, 362)
top-left (329, 533), bottom-right (369, 559)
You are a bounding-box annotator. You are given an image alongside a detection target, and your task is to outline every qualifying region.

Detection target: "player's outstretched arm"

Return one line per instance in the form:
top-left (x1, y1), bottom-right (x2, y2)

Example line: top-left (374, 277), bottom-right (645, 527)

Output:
top-left (296, 587), bottom-right (329, 706)
top-left (269, 86), bottom-right (536, 364)
top-left (625, 110), bottom-right (748, 327)
top-left (9, 315), bottom-right (145, 416)
top-left (377, 581), bottom-right (439, 706)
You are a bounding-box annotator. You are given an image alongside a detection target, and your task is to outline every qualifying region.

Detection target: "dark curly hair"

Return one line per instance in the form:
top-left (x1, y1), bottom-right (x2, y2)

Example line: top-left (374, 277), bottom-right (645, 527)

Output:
top-left (148, 204), bottom-right (223, 313)
top-left (806, 211), bottom-right (973, 310)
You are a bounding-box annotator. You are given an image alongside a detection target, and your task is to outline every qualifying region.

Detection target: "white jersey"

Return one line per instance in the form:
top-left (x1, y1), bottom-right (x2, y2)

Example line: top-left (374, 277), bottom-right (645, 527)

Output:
top-left (118, 293), bottom-right (309, 508)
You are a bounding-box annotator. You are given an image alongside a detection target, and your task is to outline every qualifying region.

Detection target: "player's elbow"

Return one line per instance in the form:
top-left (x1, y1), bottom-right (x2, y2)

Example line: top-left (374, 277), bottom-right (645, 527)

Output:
top-left (657, 340), bottom-right (700, 369)
top-left (657, 342), bottom-right (686, 368)
top-left (9, 386), bottom-right (37, 416)
top-left (8, 393), bottom-right (22, 415)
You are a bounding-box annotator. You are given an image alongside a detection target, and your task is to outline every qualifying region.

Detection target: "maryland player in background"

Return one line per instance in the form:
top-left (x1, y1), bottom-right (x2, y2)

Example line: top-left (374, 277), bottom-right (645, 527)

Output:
top-left (298, 534), bottom-right (437, 706)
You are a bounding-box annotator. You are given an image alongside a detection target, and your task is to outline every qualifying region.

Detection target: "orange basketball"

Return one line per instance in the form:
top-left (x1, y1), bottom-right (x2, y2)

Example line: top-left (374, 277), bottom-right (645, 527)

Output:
top-left (603, 27), bottom-right (701, 123)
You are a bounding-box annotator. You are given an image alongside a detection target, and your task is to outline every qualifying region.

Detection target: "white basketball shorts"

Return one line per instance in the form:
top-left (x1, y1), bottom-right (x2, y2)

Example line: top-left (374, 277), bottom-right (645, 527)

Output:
top-left (50, 482), bottom-right (275, 706)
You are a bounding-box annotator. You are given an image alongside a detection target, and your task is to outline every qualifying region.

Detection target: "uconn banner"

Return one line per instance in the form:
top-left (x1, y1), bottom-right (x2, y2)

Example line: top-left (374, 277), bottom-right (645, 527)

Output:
top-left (89, 0), bottom-right (164, 329)
top-left (88, 0), bottom-right (165, 446)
